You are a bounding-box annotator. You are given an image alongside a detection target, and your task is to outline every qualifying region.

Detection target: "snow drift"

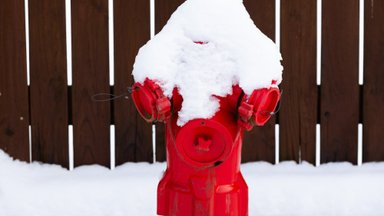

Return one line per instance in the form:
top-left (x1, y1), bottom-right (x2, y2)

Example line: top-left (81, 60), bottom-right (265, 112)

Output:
top-left (1, 150), bottom-right (384, 216)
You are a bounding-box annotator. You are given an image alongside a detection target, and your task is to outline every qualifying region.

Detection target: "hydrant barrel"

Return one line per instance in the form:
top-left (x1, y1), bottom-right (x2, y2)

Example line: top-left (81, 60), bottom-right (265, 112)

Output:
top-left (132, 80), bottom-right (280, 216)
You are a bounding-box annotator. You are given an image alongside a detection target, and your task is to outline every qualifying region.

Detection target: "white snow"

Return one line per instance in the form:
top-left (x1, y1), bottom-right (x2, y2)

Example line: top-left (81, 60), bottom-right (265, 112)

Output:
top-left (133, 0), bottom-right (283, 126)
top-left (1, 150), bottom-right (384, 216)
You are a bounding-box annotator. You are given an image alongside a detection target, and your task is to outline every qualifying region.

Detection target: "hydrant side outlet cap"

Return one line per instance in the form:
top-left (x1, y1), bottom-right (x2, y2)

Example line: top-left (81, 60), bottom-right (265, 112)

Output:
top-left (131, 82), bottom-right (157, 122)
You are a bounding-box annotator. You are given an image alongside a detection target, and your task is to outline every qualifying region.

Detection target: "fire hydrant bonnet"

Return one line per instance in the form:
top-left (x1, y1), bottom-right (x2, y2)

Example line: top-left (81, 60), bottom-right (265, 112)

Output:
top-left (132, 0), bottom-right (283, 126)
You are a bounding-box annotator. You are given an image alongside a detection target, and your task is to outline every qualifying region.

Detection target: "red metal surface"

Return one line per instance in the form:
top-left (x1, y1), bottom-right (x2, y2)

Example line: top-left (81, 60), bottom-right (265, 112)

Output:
top-left (132, 79), bottom-right (171, 123)
top-left (132, 79), bottom-right (280, 215)
top-left (238, 82), bottom-right (280, 130)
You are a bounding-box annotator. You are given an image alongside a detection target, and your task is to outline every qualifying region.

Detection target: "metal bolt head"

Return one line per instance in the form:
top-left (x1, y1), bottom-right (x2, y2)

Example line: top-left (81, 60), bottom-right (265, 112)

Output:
top-left (195, 136), bottom-right (212, 152)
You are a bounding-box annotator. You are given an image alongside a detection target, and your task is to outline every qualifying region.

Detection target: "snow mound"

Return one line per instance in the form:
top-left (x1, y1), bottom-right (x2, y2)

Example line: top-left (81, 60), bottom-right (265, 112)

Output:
top-left (1, 150), bottom-right (384, 216)
top-left (133, 0), bottom-right (283, 126)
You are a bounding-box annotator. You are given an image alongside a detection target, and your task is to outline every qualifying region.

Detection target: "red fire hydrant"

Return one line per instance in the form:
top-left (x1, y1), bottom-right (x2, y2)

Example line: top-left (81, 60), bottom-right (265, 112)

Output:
top-left (132, 78), bottom-right (280, 215)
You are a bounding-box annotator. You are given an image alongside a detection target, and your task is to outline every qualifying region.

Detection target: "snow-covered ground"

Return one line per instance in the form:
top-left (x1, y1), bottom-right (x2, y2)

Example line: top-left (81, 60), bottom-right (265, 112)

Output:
top-left (1, 150), bottom-right (384, 216)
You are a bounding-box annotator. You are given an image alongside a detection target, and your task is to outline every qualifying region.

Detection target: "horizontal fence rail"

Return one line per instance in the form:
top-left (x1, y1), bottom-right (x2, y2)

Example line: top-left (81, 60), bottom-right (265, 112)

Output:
top-left (1, 0), bottom-right (383, 169)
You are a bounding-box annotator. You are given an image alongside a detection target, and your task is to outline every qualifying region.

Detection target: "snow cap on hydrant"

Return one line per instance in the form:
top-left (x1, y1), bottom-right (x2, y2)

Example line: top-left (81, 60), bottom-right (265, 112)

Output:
top-left (132, 0), bottom-right (283, 126)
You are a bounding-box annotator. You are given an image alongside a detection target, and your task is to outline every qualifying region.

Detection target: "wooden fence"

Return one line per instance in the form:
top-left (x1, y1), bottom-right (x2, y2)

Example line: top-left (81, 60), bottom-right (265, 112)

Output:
top-left (1, 0), bottom-right (383, 169)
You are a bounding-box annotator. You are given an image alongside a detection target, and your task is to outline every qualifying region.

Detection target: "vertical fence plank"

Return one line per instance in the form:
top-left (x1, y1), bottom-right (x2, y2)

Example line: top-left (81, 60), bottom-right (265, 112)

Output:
top-left (155, 0), bottom-right (185, 162)
top-left (280, 0), bottom-right (317, 164)
top-left (321, 0), bottom-right (359, 164)
top-left (0, 0), bottom-right (29, 161)
top-left (29, 0), bottom-right (68, 168)
top-left (363, 0), bottom-right (384, 162)
top-left (114, 0), bottom-right (152, 164)
top-left (242, 0), bottom-right (276, 163)
top-left (72, 0), bottom-right (110, 167)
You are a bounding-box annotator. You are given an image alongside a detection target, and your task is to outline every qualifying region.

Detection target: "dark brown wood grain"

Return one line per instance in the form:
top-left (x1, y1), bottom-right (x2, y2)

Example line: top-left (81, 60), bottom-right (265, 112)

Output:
top-left (114, 0), bottom-right (152, 164)
top-left (29, 0), bottom-right (68, 168)
top-left (363, 0), bottom-right (384, 162)
top-left (155, 0), bottom-right (185, 162)
top-left (72, 0), bottom-right (110, 167)
top-left (321, 0), bottom-right (359, 164)
top-left (279, 0), bottom-right (317, 164)
top-left (0, 0), bottom-right (30, 161)
top-left (242, 0), bottom-right (276, 163)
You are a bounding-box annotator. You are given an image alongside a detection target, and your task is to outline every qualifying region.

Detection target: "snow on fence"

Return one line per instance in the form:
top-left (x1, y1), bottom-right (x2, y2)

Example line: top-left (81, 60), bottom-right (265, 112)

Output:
top-left (0, 0), bottom-right (383, 169)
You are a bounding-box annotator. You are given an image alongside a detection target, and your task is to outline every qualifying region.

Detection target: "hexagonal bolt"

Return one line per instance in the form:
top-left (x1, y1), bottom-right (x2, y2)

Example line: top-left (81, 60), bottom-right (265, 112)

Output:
top-left (195, 136), bottom-right (212, 152)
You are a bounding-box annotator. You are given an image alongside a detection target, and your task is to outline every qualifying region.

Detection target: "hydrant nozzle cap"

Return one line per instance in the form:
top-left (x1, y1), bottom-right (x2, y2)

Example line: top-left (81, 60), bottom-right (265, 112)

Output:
top-left (175, 119), bottom-right (234, 167)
